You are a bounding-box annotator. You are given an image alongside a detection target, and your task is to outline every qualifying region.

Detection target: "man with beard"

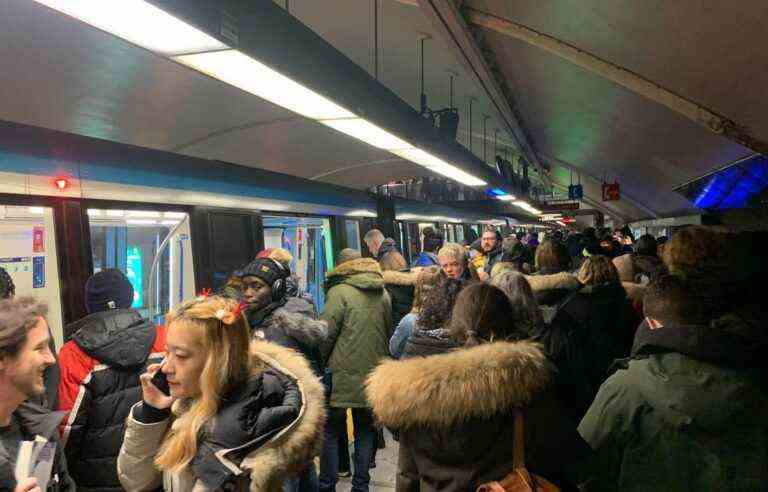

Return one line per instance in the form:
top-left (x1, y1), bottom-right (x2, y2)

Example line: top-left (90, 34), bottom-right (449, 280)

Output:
top-left (476, 227), bottom-right (504, 281)
top-left (0, 297), bottom-right (75, 492)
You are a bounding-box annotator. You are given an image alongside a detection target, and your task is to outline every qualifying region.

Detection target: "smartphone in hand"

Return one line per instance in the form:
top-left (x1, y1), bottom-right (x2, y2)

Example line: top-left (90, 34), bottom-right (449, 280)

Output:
top-left (150, 363), bottom-right (171, 396)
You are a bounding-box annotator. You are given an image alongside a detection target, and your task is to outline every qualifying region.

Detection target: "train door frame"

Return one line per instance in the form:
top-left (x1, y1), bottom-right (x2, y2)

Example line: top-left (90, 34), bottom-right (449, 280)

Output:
top-left (0, 193), bottom-right (83, 343)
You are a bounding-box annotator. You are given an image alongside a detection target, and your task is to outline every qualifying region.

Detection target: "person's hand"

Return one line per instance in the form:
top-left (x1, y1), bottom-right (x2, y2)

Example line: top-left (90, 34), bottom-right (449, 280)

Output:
top-left (477, 269), bottom-right (490, 282)
top-left (15, 477), bottom-right (40, 492)
top-left (139, 363), bottom-right (173, 410)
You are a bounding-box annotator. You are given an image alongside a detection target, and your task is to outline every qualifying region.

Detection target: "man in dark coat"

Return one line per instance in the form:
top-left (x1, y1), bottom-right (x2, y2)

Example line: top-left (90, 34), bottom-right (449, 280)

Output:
top-left (579, 274), bottom-right (768, 491)
top-left (57, 269), bottom-right (165, 492)
top-left (0, 297), bottom-right (75, 492)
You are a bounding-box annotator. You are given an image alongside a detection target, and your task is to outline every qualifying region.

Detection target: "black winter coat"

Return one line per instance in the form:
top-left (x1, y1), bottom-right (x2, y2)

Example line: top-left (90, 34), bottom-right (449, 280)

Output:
top-left (253, 300), bottom-right (328, 376)
top-left (382, 270), bottom-right (417, 330)
top-left (401, 328), bottom-right (457, 358)
top-left (57, 309), bottom-right (164, 492)
top-left (366, 341), bottom-right (590, 492)
top-left (532, 281), bottom-right (640, 422)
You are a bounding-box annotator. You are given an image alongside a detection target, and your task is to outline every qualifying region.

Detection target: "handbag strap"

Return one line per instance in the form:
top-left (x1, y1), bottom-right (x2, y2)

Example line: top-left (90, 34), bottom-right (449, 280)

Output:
top-left (513, 408), bottom-right (525, 469)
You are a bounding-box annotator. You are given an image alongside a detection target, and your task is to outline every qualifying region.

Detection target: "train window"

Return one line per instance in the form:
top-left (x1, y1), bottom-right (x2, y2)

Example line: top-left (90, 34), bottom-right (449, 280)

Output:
top-left (345, 220), bottom-right (361, 251)
top-left (87, 209), bottom-right (195, 324)
top-left (263, 216), bottom-right (333, 312)
top-left (0, 205), bottom-right (65, 349)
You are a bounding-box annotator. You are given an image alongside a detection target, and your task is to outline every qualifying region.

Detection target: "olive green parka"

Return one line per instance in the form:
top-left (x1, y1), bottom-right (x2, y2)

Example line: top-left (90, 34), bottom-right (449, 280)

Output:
top-left (320, 258), bottom-right (392, 408)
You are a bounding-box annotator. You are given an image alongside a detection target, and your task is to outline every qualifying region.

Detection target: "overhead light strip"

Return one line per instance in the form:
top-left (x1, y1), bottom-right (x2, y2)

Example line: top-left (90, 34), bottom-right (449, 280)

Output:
top-left (34, 1), bottom-right (487, 187)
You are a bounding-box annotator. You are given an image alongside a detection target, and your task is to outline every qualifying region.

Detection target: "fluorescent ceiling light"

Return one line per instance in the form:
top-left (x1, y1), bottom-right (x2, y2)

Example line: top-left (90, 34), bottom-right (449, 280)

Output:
top-left (87, 209), bottom-right (102, 217)
top-left (28, 207), bottom-right (44, 214)
top-left (174, 50), bottom-right (355, 120)
top-left (127, 210), bottom-right (161, 218)
top-left (32, 0), bottom-right (227, 56)
top-left (496, 194), bottom-right (516, 201)
top-left (161, 220), bottom-right (181, 226)
top-left (163, 212), bottom-right (186, 219)
top-left (346, 210), bottom-right (378, 217)
top-left (321, 119), bottom-right (413, 151)
top-left (126, 219), bottom-right (157, 225)
top-left (513, 201), bottom-right (542, 215)
top-left (106, 210), bottom-right (125, 217)
top-left (392, 149), bottom-right (487, 186)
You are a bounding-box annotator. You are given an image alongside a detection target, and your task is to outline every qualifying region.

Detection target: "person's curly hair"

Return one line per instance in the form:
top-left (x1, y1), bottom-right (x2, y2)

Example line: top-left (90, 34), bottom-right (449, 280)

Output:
top-left (0, 296), bottom-right (47, 358)
top-left (417, 274), bottom-right (467, 331)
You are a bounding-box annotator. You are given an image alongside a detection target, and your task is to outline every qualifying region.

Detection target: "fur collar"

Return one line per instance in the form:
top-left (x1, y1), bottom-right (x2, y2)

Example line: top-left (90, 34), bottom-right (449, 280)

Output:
top-left (525, 272), bottom-right (581, 292)
top-left (265, 307), bottom-right (328, 346)
top-left (326, 257), bottom-right (381, 278)
top-left (382, 269), bottom-right (418, 286)
top-left (240, 341), bottom-right (326, 491)
top-left (366, 341), bottom-right (552, 429)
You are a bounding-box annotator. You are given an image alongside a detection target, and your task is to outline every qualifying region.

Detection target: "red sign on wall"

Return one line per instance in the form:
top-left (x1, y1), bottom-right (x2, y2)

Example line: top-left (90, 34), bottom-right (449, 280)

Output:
top-left (32, 226), bottom-right (45, 253)
top-left (602, 182), bottom-right (621, 201)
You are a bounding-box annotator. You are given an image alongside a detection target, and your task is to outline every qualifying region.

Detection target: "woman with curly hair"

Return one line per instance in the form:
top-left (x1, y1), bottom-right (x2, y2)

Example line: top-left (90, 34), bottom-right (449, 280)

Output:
top-left (117, 295), bottom-right (325, 492)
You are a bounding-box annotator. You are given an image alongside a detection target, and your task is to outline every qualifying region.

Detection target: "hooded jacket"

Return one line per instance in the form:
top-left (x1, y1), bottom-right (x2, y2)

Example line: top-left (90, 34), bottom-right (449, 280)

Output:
top-left (0, 402), bottom-right (76, 492)
top-left (525, 272), bottom-right (582, 312)
top-left (382, 269), bottom-right (417, 329)
top-left (57, 309), bottom-right (165, 492)
top-left (320, 258), bottom-right (392, 408)
top-left (531, 281), bottom-right (640, 422)
top-left (578, 308), bottom-right (768, 491)
top-left (254, 300), bottom-right (328, 376)
top-left (366, 341), bottom-right (590, 492)
top-left (117, 341), bottom-right (326, 492)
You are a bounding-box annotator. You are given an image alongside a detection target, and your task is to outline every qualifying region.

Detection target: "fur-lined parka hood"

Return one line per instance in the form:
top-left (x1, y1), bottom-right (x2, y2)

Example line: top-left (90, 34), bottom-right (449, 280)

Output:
top-left (366, 341), bottom-right (553, 429)
top-left (324, 258), bottom-right (384, 292)
top-left (263, 307), bottom-right (328, 348)
top-left (525, 272), bottom-right (580, 293)
top-left (240, 341), bottom-right (326, 491)
top-left (382, 269), bottom-right (419, 286)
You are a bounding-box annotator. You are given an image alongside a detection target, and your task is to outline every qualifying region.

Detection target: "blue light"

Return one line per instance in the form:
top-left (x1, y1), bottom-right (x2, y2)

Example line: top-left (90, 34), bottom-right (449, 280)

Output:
top-left (691, 155), bottom-right (768, 210)
top-left (489, 188), bottom-right (508, 196)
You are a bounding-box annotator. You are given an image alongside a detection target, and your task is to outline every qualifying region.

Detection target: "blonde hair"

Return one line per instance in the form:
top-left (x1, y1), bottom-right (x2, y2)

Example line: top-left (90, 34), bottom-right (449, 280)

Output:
top-left (155, 295), bottom-right (252, 472)
top-left (577, 255), bottom-right (619, 286)
top-left (437, 242), bottom-right (466, 262)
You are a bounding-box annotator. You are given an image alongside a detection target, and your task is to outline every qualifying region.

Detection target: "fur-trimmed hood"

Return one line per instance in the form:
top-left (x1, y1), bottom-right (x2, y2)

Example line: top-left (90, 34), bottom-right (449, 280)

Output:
top-left (324, 257), bottom-right (384, 292)
top-left (241, 341), bottom-right (326, 491)
top-left (525, 272), bottom-right (580, 293)
top-left (382, 269), bottom-right (419, 286)
top-left (263, 307), bottom-right (327, 348)
top-left (366, 341), bottom-right (553, 429)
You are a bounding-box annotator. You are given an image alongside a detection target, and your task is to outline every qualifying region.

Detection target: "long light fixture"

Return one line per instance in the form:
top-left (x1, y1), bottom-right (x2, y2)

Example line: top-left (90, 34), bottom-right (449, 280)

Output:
top-left (174, 50), bottom-right (355, 120)
top-left (33, 0), bottom-right (227, 56)
top-left (513, 201), bottom-right (542, 215)
top-left (391, 149), bottom-right (487, 186)
top-left (495, 194), bottom-right (516, 201)
top-left (34, 1), bottom-right (488, 187)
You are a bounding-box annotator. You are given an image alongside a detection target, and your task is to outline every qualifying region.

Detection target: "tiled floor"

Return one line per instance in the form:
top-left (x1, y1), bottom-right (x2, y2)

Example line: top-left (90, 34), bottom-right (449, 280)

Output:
top-left (335, 431), bottom-right (397, 491)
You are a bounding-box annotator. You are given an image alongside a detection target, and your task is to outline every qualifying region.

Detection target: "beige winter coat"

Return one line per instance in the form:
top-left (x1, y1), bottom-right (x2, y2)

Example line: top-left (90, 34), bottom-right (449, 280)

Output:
top-left (117, 341), bottom-right (326, 492)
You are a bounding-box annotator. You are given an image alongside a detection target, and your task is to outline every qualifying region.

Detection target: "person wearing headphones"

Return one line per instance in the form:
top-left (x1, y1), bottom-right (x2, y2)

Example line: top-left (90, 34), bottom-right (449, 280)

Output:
top-left (236, 258), bottom-right (329, 492)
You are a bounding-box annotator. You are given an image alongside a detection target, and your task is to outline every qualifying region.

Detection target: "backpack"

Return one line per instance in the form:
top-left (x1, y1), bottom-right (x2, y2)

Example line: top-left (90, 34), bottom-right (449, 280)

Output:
top-left (476, 409), bottom-right (560, 492)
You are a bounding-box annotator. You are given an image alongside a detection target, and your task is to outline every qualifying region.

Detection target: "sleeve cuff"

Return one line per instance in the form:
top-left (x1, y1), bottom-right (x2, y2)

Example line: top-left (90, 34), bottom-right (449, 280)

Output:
top-left (133, 401), bottom-right (171, 424)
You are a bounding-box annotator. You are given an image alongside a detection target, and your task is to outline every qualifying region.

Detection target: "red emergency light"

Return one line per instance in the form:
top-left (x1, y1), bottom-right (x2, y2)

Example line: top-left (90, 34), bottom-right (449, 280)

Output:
top-left (55, 178), bottom-right (69, 190)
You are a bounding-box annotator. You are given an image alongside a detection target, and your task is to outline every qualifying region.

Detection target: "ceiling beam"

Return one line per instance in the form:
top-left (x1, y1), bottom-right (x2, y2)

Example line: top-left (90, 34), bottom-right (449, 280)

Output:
top-left (416, 0), bottom-right (549, 183)
top-left (464, 7), bottom-right (768, 156)
top-left (539, 152), bottom-right (660, 219)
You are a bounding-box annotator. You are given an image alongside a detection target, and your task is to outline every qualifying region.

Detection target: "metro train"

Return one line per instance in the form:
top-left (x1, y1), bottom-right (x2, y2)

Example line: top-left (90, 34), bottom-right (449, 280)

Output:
top-left (0, 121), bottom-right (520, 349)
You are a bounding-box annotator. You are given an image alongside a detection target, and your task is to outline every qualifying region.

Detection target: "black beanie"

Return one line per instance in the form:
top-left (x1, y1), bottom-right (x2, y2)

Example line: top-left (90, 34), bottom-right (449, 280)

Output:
top-left (238, 258), bottom-right (289, 288)
top-left (85, 269), bottom-right (134, 314)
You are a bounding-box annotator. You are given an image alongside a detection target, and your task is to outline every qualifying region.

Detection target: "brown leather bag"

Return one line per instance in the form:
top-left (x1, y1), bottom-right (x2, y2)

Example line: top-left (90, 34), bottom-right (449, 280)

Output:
top-left (476, 409), bottom-right (560, 492)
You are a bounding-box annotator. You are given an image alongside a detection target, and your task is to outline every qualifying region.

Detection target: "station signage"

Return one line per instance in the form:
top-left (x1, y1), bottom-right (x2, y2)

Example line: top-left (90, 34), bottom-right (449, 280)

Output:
top-left (602, 182), bottom-right (621, 201)
top-left (541, 202), bottom-right (580, 212)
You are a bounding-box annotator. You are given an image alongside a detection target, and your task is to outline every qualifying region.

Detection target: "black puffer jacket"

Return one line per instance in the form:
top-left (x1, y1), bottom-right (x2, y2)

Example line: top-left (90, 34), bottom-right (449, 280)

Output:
top-left (57, 309), bottom-right (165, 492)
top-left (382, 270), bottom-right (417, 329)
top-left (402, 327), bottom-right (458, 358)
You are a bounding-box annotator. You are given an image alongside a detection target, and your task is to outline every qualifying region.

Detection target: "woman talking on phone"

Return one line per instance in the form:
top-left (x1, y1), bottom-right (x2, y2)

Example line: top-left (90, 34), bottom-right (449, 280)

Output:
top-left (117, 295), bottom-right (325, 492)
